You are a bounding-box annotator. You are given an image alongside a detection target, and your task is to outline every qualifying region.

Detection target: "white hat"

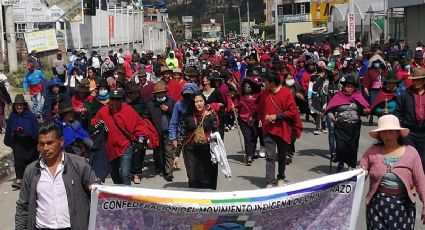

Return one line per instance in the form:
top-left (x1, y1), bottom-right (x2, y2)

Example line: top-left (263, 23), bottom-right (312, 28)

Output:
top-left (416, 47), bottom-right (423, 52)
top-left (369, 115), bottom-right (409, 139)
top-left (333, 49), bottom-right (341, 56)
top-left (295, 44), bottom-right (300, 47)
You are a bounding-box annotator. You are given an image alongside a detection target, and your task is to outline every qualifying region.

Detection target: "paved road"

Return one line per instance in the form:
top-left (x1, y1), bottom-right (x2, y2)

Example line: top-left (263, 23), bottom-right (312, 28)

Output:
top-left (0, 118), bottom-right (423, 229)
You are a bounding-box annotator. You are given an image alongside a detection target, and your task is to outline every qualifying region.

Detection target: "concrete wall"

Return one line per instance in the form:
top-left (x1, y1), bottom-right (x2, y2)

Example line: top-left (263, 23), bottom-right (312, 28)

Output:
top-left (67, 9), bottom-right (167, 53)
top-left (284, 21), bottom-right (314, 43)
top-left (405, 4), bottom-right (425, 47)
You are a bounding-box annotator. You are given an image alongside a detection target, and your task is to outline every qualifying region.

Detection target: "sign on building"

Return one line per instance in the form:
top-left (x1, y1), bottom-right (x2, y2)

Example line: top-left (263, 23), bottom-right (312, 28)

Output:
top-left (182, 16), bottom-right (193, 23)
top-left (109, 15), bottom-right (115, 39)
top-left (2, 0), bottom-right (20, 5)
top-left (24, 29), bottom-right (59, 53)
top-left (11, 0), bottom-right (83, 23)
top-left (348, 13), bottom-right (355, 42)
top-left (311, 0), bottom-right (347, 22)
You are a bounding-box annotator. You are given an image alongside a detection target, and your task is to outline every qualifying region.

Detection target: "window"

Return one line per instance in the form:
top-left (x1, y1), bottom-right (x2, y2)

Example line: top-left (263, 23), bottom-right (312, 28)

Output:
top-left (282, 4), bottom-right (292, 15)
top-left (300, 4), bottom-right (305, 14)
top-left (278, 6), bottom-right (283, 16)
top-left (294, 3), bottom-right (310, 15)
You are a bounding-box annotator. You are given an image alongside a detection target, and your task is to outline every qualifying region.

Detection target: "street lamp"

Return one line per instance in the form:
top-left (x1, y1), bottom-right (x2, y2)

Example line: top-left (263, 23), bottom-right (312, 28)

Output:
top-left (232, 5), bottom-right (241, 35)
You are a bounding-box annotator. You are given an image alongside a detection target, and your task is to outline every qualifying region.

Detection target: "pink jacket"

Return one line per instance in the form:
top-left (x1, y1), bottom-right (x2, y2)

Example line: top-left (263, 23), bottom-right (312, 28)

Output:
top-left (360, 145), bottom-right (425, 214)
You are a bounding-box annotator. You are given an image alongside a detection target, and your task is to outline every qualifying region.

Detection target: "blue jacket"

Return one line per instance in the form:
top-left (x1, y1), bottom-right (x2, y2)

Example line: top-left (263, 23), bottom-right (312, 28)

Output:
top-left (55, 119), bottom-right (90, 148)
top-left (168, 83), bottom-right (198, 140)
top-left (359, 60), bottom-right (369, 77)
top-left (22, 70), bottom-right (45, 92)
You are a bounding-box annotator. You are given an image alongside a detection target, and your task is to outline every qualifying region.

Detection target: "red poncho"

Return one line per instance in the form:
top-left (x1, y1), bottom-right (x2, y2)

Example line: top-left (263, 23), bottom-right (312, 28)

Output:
top-left (91, 104), bottom-right (159, 161)
top-left (256, 87), bottom-right (303, 145)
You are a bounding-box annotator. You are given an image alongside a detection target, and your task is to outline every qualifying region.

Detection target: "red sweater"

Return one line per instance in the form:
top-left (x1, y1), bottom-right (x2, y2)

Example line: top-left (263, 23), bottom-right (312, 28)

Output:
top-left (91, 104), bottom-right (159, 161)
top-left (256, 87), bottom-right (303, 144)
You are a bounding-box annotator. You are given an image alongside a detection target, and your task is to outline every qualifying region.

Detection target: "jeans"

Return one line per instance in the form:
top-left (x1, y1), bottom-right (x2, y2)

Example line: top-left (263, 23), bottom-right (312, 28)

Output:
top-left (30, 93), bottom-right (42, 116)
top-left (110, 146), bottom-right (134, 185)
top-left (264, 134), bottom-right (290, 184)
top-left (326, 116), bottom-right (336, 154)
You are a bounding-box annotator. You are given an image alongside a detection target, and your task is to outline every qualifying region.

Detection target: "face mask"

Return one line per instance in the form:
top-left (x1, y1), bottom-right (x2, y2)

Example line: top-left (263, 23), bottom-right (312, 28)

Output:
top-left (99, 90), bottom-right (108, 96)
top-left (286, 79), bottom-right (295, 86)
top-left (156, 96), bottom-right (166, 102)
top-left (183, 94), bottom-right (194, 101)
top-left (373, 63), bottom-right (381, 68)
top-left (244, 89), bottom-right (252, 94)
top-left (405, 65), bottom-right (410, 70)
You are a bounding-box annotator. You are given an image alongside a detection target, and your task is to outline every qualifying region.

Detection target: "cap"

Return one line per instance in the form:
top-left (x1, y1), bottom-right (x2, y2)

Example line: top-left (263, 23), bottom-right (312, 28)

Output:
top-left (109, 89), bottom-right (125, 98)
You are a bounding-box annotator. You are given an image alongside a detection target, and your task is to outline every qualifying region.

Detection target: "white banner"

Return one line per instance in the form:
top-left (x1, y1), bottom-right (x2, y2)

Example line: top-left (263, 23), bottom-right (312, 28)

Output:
top-left (89, 170), bottom-right (365, 230)
top-left (12, 0), bottom-right (83, 23)
top-left (24, 29), bottom-right (59, 53)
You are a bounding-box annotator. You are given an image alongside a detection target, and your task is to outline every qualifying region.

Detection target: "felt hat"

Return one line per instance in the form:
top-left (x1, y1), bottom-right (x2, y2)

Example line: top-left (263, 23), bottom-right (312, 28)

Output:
top-left (124, 82), bottom-right (141, 93)
top-left (409, 68), bottom-right (425, 80)
top-left (109, 89), bottom-right (125, 98)
top-left (153, 82), bottom-right (167, 93)
top-left (384, 72), bottom-right (401, 83)
top-left (184, 67), bottom-right (200, 76)
top-left (398, 58), bottom-right (410, 66)
top-left (369, 115), bottom-right (409, 139)
top-left (160, 66), bottom-right (172, 74)
top-left (340, 74), bottom-right (357, 86)
top-left (58, 101), bottom-right (74, 114)
top-left (137, 69), bottom-right (147, 77)
top-left (74, 84), bottom-right (90, 93)
top-left (13, 94), bottom-right (26, 104)
top-left (173, 68), bottom-right (183, 74)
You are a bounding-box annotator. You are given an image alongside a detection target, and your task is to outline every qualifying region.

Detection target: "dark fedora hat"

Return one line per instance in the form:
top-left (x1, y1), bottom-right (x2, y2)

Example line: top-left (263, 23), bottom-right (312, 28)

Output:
top-left (124, 82), bottom-right (141, 93)
top-left (341, 74), bottom-right (358, 86)
top-left (184, 67), bottom-right (200, 76)
top-left (384, 71), bottom-right (401, 83)
top-left (13, 94), bottom-right (26, 104)
top-left (74, 85), bottom-right (90, 93)
top-left (59, 101), bottom-right (74, 114)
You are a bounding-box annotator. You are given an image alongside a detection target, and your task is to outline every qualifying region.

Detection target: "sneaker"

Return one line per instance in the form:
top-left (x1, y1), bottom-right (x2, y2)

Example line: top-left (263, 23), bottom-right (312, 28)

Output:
top-left (285, 156), bottom-right (292, 165)
top-left (277, 179), bottom-right (285, 187)
top-left (246, 156), bottom-right (253, 166)
top-left (133, 175), bottom-right (141, 184)
top-left (322, 129), bottom-right (328, 133)
top-left (313, 130), bottom-right (322, 135)
top-left (164, 175), bottom-right (174, 182)
top-left (259, 146), bottom-right (266, 158)
top-left (230, 125), bottom-right (235, 130)
top-left (266, 184), bottom-right (274, 188)
top-left (11, 182), bottom-right (21, 189)
top-left (225, 127), bottom-right (230, 132)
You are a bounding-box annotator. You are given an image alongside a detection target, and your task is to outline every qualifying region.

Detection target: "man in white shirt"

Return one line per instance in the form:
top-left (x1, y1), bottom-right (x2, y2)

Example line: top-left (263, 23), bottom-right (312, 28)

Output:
top-left (16, 121), bottom-right (97, 229)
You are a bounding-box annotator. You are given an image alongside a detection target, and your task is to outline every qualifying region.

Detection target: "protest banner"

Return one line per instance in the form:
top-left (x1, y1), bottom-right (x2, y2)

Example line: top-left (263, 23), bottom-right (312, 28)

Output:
top-left (89, 169), bottom-right (365, 230)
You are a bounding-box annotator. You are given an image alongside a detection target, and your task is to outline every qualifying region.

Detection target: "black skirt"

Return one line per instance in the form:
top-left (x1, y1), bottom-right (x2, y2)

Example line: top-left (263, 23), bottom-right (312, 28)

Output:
top-left (334, 121), bottom-right (361, 168)
top-left (366, 192), bottom-right (416, 230)
top-left (13, 133), bottom-right (38, 179)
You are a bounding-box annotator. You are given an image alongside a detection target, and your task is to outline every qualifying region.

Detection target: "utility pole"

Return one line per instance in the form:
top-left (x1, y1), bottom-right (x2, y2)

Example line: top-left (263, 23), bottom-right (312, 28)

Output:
top-left (247, 1), bottom-right (250, 39)
top-left (4, 4), bottom-right (18, 73)
top-left (0, 4), bottom-right (5, 64)
top-left (275, 0), bottom-right (279, 42)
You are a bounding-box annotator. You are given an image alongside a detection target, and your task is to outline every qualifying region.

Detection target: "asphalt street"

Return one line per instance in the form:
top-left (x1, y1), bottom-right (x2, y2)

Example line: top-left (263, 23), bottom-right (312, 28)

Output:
top-left (0, 117), bottom-right (423, 230)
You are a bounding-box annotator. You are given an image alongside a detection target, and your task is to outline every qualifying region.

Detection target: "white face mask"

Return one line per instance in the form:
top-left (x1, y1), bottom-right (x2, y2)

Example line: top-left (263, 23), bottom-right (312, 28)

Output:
top-left (156, 96), bottom-right (166, 102)
top-left (285, 79), bottom-right (295, 86)
top-left (99, 90), bottom-right (108, 96)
